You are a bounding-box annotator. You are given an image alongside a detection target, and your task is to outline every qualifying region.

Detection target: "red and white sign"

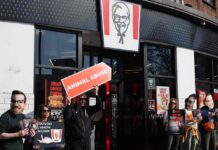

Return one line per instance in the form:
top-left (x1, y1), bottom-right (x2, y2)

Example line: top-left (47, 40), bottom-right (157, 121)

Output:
top-left (156, 86), bottom-right (170, 114)
top-left (51, 129), bottom-right (62, 143)
top-left (100, 0), bottom-right (141, 51)
top-left (61, 62), bottom-right (111, 98)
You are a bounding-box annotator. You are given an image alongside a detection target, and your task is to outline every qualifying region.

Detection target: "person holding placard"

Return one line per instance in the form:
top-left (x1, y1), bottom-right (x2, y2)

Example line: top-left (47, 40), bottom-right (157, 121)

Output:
top-left (63, 86), bottom-right (102, 150)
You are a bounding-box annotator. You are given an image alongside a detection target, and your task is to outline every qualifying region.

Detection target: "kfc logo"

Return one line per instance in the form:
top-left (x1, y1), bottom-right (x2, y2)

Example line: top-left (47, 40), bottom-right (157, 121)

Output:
top-left (51, 129), bottom-right (62, 143)
top-left (101, 0), bottom-right (141, 51)
top-left (112, 2), bottom-right (130, 44)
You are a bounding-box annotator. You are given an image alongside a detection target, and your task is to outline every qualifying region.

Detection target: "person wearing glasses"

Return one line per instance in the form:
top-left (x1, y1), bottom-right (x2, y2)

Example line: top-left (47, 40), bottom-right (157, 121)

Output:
top-left (63, 86), bottom-right (102, 150)
top-left (0, 90), bottom-right (36, 150)
top-left (180, 94), bottom-right (201, 150)
top-left (36, 104), bottom-right (51, 122)
top-left (199, 94), bottom-right (217, 150)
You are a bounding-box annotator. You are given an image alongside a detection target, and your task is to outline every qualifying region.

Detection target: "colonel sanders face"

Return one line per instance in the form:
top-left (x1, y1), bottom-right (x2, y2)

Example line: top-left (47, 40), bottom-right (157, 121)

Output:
top-left (112, 2), bottom-right (130, 44)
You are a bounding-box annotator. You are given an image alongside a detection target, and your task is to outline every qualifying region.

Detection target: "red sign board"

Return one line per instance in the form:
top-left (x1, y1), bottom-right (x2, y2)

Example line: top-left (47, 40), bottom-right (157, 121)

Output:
top-left (61, 62), bottom-right (111, 98)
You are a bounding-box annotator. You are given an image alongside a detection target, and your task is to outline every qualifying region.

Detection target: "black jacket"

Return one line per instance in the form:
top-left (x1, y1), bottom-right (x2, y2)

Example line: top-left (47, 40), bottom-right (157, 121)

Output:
top-left (63, 95), bottom-right (102, 143)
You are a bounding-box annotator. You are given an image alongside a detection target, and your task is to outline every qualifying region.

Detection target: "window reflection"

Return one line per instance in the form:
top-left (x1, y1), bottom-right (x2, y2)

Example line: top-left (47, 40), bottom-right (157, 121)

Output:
top-left (195, 53), bottom-right (211, 81)
top-left (36, 29), bottom-right (77, 67)
top-left (147, 46), bottom-right (174, 76)
top-left (214, 60), bottom-right (218, 82)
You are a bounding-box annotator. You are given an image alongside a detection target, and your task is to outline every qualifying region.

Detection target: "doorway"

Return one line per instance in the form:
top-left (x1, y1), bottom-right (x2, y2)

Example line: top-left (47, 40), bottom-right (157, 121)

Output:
top-left (83, 46), bottom-right (146, 150)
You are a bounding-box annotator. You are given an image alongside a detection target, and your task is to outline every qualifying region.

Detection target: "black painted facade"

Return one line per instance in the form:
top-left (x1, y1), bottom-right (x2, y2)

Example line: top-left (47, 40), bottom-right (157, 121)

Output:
top-left (0, 0), bottom-right (218, 55)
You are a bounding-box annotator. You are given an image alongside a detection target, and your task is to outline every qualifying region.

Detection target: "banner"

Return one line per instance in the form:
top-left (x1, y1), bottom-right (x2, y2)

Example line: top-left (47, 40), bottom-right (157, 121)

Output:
top-left (100, 0), bottom-right (141, 51)
top-left (156, 86), bottom-right (170, 114)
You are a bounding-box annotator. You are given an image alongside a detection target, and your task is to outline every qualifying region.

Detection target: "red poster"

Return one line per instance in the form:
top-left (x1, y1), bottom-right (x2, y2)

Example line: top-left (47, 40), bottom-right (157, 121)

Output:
top-left (197, 90), bottom-right (206, 108)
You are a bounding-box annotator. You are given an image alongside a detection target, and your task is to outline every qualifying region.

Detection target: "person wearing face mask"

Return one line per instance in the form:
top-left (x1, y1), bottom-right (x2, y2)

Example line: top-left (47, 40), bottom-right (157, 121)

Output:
top-left (63, 86), bottom-right (102, 150)
top-left (180, 94), bottom-right (201, 150)
top-left (199, 94), bottom-right (217, 150)
top-left (0, 90), bottom-right (36, 150)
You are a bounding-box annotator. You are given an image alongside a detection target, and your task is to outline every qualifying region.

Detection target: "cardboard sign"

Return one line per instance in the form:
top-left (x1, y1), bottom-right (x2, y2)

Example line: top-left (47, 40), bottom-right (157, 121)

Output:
top-left (34, 121), bottom-right (64, 148)
top-left (167, 109), bottom-right (184, 134)
top-left (61, 62), bottom-right (111, 98)
top-left (100, 0), bottom-right (141, 51)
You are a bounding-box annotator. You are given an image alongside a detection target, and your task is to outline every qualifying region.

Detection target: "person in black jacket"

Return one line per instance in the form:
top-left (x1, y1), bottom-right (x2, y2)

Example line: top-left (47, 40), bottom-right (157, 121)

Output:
top-left (63, 86), bottom-right (102, 150)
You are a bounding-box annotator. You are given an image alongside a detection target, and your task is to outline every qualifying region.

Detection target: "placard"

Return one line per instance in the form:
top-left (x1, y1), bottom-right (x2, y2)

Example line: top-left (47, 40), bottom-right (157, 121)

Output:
top-left (61, 62), bottom-right (111, 98)
top-left (34, 121), bottom-right (64, 148)
top-left (167, 109), bottom-right (184, 134)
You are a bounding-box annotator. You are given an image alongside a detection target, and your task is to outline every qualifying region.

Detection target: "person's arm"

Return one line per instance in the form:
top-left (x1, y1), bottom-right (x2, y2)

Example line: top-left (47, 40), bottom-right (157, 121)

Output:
top-left (63, 98), bottom-right (75, 121)
top-left (0, 128), bottom-right (29, 139)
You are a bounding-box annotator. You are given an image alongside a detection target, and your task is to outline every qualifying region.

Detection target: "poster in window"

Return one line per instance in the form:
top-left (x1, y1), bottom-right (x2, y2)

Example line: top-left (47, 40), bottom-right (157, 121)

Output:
top-left (156, 86), bottom-right (170, 114)
top-left (197, 90), bottom-right (206, 108)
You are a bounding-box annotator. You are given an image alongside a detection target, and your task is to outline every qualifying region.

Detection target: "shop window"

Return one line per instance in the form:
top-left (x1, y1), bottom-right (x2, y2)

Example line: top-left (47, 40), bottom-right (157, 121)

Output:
top-left (35, 28), bottom-right (78, 119)
top-left (146, 45), bottom-right (176, 113)
top-left (195, 53), bottom-right (212, 81)
top-left (196, 81), bottom-right (212, 94)
top-left (35, 29), bottom-right (77, 67)
top-left (214, 60), bottom-right (218, 83)
top-left (34, 68), bottom-right (75, 120)
top-left (147, 46), bottom-right (175, 76)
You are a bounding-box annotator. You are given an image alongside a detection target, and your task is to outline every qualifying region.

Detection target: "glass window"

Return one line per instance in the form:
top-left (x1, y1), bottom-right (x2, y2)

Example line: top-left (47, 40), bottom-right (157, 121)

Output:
top-left (147, 46), bottom-right (175, 76)
top-left (83, 51), bottom-right (90, 69)
top-left (34, 67), bottom-right (76, 119)
top-left (214, 60), bottom-right (218, 83)
top-left (195, 53), bottom-right (212, 81)
top-left (203, 0), bottom-right (215, 7)
top-left (196, 81), bottom-right (212, 94)
top-left (35, 29), bottom-right (77, 67)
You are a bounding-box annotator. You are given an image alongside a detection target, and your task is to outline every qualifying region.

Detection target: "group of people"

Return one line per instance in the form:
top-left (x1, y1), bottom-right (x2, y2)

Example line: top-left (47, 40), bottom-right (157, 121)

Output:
top-left (164, 93), bottom-right (217, 150)
top-left (0, 86), bottom-right (102, 150)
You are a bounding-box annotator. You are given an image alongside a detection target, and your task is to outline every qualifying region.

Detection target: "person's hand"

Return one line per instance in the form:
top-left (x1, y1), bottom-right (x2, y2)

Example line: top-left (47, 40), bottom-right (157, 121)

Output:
top-left (67, 96), bottom-right (73, 105)
top-left (33, 144), bottom-right (40, 149)
top-left (210, 112), bottom-right (215, 117)
top-left (17, 128), bottom-right (29, 137)
top-left (29, 128), bottom-right (36, 137)
top-left (93, 85), bottom-right (99, 95)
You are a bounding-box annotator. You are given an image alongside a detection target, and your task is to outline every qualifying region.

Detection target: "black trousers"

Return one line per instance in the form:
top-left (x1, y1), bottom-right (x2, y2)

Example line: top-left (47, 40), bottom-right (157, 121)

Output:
top-left (67, 138), bottom-right (91, 150)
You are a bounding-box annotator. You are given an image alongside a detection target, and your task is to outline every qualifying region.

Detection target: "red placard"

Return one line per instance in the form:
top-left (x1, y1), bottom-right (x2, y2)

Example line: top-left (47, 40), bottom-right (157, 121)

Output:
top-left (61, 62), bottom-right (112, 98)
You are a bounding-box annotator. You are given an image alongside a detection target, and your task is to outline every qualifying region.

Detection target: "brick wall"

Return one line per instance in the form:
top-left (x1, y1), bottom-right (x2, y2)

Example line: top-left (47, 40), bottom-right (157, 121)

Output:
top-left (183, 0), bottom-right (218, 17)
top-left (0, 92), bottom-right (35, 118)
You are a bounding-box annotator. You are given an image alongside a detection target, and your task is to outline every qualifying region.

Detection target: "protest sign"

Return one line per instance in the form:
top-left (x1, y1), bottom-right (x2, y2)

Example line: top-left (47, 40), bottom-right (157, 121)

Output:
top-left (34, 121), bottom-right (64, 148)
top-left (61, 62), bottom-right (111, 98)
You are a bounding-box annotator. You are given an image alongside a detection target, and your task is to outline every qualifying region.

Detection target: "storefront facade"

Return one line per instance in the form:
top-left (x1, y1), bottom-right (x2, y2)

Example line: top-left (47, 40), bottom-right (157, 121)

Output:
top-left (0, 0), bottom-right (218, 149)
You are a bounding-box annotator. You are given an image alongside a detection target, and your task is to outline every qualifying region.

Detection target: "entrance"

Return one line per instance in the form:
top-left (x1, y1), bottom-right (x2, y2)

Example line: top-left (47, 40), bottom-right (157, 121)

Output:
top-left (83, 46), bottom-right (146, 150)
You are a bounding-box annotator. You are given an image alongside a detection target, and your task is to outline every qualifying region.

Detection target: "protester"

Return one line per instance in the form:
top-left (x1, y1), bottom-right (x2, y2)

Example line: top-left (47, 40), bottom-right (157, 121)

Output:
top-left (163, 98), bottom-right (181, 150)
top-left (199, 94), bottom-right (217, 150)
top-left (24, 104), bottom-right (64, 150)
top-left (180, 94), bottom-right (201, 150)
top-left (0, 90), bottom-right (36, 150)
top-left (63, 86), bottom-right (102, 150)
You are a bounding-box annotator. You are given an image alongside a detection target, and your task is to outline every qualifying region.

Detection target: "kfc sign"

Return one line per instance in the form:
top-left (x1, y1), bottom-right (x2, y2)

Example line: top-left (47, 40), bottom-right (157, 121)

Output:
top-left (100, 0), bottom-right (141, 51)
